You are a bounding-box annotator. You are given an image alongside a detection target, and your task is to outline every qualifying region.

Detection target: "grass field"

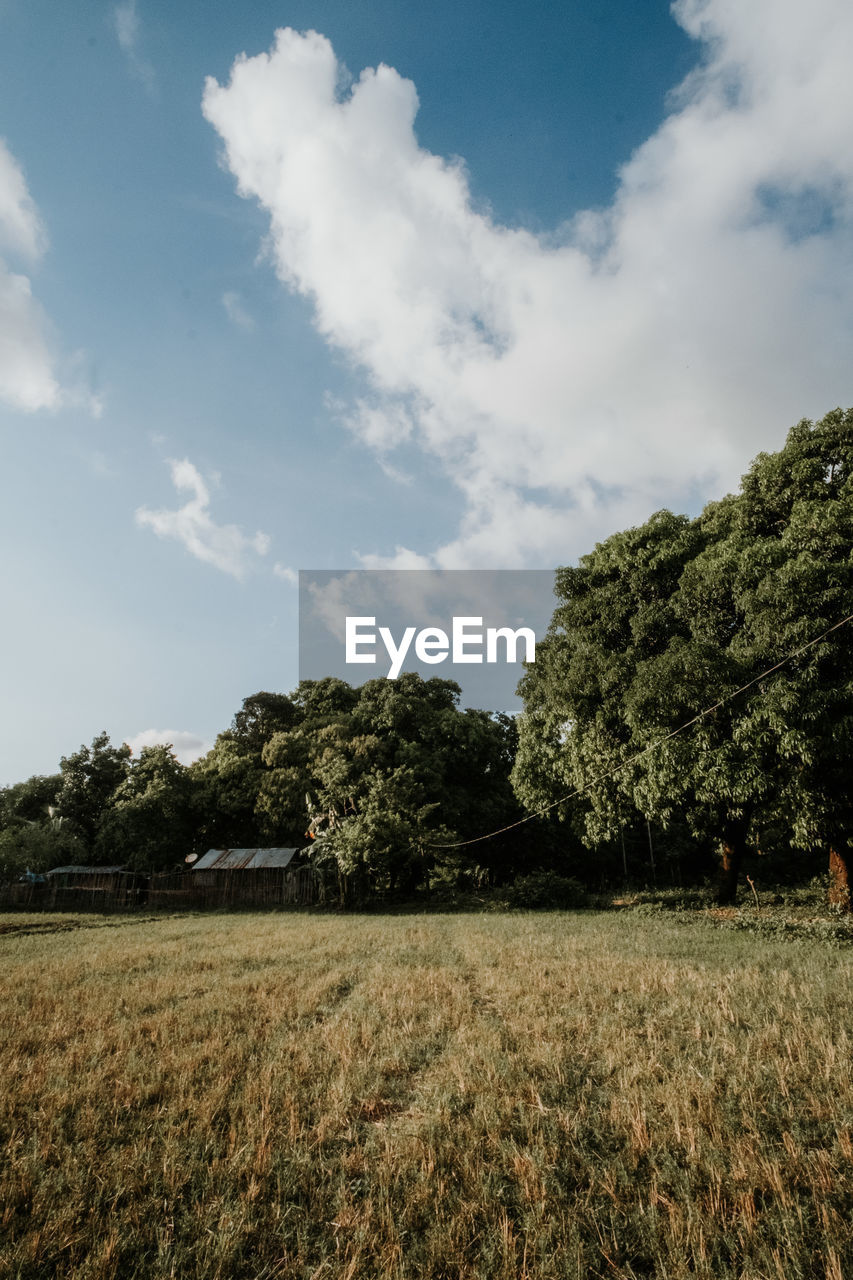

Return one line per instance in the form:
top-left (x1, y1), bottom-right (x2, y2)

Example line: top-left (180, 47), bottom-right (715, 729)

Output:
top-left (1, 910), bottom-right (851, 1279)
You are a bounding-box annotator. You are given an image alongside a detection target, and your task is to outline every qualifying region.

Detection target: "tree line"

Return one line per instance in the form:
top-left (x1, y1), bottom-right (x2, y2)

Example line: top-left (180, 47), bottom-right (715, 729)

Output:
top-left (1, 409), bottom-right (851, 908)
top-left (0, 681), bottom-right (526, 902)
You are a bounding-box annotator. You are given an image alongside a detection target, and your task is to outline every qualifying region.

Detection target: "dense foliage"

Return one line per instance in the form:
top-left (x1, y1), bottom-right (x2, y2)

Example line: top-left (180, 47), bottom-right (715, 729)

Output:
top-left (0, 677), bottom-right (523, 900)
top-left (515, 408), bottom-right (853, 905)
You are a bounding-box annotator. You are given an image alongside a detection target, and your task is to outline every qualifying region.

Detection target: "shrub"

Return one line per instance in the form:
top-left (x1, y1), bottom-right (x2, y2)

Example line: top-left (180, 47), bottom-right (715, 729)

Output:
top-left (502, 870), bottom-right (588, 909)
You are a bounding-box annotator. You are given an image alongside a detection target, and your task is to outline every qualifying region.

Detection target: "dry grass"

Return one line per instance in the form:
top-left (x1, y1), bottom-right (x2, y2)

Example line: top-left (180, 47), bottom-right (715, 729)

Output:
top-left (1, 909), bottom-right (851, 1279)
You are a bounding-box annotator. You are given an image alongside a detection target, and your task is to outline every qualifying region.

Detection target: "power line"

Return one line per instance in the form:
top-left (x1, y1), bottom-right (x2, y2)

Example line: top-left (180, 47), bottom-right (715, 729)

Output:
top-left (426, 609), bottom-right (853, 850)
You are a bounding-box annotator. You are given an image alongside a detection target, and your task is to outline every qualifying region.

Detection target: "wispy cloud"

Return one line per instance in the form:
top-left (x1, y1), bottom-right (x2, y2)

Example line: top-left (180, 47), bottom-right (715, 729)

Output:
top-left (136, 458), bottom-right (271, 578)
top-left (113, 0), bottom-right (155, 93)
top-left (204, 1), bottom-right (853, 566)
top-left (0, 139), bottom-right (61, 411)
top-left (222, 290), bottom-right (255, 330)
top-left (273, 562), bottom-right (298, 585)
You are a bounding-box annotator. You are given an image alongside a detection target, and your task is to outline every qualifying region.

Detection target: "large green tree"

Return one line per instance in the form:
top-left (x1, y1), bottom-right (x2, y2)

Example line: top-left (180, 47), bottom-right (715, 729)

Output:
top-left (513, 509), bottom-right (739, 890)
top-left (260, 674), bottom-right (521, 901)
top-left (188, 690), bottom-right (307, 850)
top-left (55, 732), bottom-right (132, 850)
top-left (515, 409), bottom-right (853, 906)
top-left (710, 410), bottom-right (853, 905)
top-left (95, 744), bottom-right (194, 872)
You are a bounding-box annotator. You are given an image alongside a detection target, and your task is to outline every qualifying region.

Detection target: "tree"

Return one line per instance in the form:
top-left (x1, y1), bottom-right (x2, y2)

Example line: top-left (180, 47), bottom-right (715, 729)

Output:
top-left (0, 774), bottom-right (62, 837)
top-left (187, 690), bottom-right (305, 850)
top-left (0, 773), bottom-right (83, 880)
top-left (230, 691), bottom-right (299, 752)
top-left (55, 733), bottom-right (131, 849)
top-left (188, 734), bottom-right (267, 850)
top-left (514, 510), bottom-right (740, 891)
top-left (710, 410), bottom-right (853, 906)
top-left (95, 744), bottom-right (194, 871)
top-left (515, 409), bottom-right (853, 907)
top-left (0, 823), bottom-right (85, 882)
top-left (253, 678), bottom-right (361, 852)
top-left (260, 674), bottom-right (522, 901)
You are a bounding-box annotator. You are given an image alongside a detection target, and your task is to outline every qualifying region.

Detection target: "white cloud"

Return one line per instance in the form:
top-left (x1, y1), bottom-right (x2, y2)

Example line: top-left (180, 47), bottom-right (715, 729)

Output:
top-left (113, 0), bottom-right (139, 54)
top-left (0, 139), bottom-right (61, 411)
top-left (113, 0), bottom-right (156, 92)
top-left (136, 457), bottom-right (271, 578)
top-left (356, 546), bottom-right (432, 570)
top-left (273, 562), bottom-right (298, 585)
top-left (0, 139), bottom-right (47, 260)
top-left (222, 289), bottom-right (255, 330)
top-left (203, 4), bottom-right (853, 565)
top-left (125, 728), bottom-right (211, 766)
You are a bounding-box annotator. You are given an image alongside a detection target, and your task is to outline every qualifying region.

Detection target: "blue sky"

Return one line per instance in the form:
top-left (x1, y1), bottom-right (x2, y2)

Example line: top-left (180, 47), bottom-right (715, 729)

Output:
top-left (1, 0), bottom-right (852, 784)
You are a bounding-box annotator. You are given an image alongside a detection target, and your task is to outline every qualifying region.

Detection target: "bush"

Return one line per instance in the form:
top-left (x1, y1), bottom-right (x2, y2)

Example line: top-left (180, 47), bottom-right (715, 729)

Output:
top-left (0, 824), bottom-right (86, 883)
top-left (502, 871), bottom-right (588, 909)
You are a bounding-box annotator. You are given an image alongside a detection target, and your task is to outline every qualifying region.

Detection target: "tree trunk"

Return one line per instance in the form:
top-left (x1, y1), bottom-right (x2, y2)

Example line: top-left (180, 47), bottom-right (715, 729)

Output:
top-left (717, 818), bottom-right (748, 905)
top-left (828, 848), bottom-right (852, 912)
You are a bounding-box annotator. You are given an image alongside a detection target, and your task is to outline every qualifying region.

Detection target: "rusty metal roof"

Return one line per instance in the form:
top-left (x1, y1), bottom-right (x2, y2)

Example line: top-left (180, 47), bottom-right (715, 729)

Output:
top-left (193, 847), bottom-right (298, 872)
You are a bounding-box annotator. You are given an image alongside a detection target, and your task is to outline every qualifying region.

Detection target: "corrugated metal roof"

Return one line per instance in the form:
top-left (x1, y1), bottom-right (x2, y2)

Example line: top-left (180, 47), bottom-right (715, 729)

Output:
top-left (45, 865), bottom-right (126, 877)
top-left (193, 847), bottom-right (298, 871)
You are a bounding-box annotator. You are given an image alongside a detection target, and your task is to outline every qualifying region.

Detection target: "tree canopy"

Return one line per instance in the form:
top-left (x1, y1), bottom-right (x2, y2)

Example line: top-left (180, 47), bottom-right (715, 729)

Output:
top-left (515, 408), bottom-right (853, 905)
top-left (259, 674), bottom-right (521, 900)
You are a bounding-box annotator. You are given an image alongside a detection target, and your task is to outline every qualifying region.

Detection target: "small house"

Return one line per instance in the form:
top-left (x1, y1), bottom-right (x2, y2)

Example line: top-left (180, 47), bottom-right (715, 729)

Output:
top-left (190, 847), bottom-right (316, 905)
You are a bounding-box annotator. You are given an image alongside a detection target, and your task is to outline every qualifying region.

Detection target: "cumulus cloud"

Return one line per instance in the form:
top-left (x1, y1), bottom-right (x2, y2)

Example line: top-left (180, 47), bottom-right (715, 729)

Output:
top-left (0, 139), bottom-right (61, 411)
top-left (273, 562), bottom-right (298, 585)
top-left (136, 458), bottom-right (271, 578)
top-left (125, 728), bottom-right (211, 766)
top-left (203, 2), bottom-right (853, 565)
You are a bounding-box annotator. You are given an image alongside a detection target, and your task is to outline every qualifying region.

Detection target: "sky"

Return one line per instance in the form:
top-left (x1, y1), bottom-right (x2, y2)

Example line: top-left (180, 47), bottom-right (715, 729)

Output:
top-left (1, 0), bottom-right (852, 784)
